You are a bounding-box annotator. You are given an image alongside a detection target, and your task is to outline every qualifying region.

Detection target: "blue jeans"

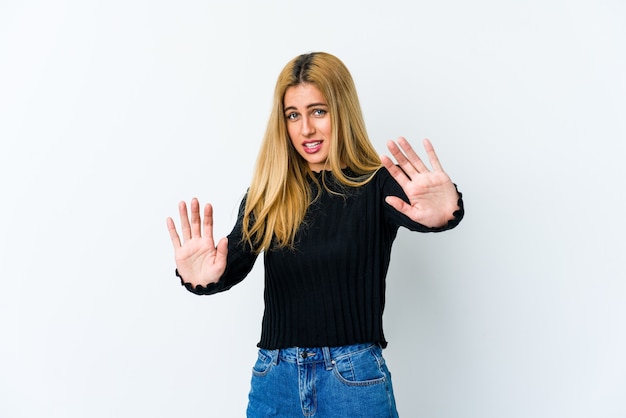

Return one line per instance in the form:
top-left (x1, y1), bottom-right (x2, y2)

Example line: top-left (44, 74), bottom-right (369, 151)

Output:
top-left (246, 343), bottom-right (399, 417)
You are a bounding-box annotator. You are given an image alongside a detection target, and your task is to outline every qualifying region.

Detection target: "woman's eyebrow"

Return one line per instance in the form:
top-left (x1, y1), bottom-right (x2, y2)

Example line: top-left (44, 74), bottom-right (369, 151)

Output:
top-left (284, 102), bottom-right (328, 112)
top-left (306, 102), bottom-right (327, 108)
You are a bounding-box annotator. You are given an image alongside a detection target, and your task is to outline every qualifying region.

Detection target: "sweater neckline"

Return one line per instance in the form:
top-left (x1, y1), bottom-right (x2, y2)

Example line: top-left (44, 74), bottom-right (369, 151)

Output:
top-left (310, 167), bottom-right (354, 177)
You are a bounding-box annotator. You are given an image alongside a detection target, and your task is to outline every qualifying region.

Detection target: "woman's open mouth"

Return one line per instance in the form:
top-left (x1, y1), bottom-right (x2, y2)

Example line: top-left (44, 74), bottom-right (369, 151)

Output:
top-left (303, 141), bottom-right (323, 154)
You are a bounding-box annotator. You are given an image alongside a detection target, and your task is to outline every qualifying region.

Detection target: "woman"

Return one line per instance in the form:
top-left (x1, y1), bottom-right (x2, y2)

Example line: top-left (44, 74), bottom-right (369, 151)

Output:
top-left (167, 52), bottom-right (464, 417)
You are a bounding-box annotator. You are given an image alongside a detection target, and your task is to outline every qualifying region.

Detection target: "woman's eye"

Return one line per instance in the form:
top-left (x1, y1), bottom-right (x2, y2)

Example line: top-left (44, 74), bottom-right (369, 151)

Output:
top-left (312, 109), bottom-right (327, 117)
top-left (286, 112), bottom-right (298, 121)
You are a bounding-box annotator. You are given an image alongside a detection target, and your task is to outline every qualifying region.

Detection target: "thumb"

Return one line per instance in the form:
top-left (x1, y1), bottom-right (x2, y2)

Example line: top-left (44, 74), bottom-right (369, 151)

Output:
top-left (210, 237), bottom-right (229, 277)
top-left (215, 237), bottom-right (229, 264)
top-left (385, 196), bottom-right (410, 214)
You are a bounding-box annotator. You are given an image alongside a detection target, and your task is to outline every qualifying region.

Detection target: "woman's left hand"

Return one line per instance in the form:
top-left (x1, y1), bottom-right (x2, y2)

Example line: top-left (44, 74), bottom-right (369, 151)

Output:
top-left (381, 137), bottom-right (460, 228)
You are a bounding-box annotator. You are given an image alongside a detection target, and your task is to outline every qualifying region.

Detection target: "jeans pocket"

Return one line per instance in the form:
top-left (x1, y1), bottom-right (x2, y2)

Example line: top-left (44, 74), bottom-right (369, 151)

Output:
top-left (332, 345), bottom-right (387, 386)
top-left (251, 348), bottom-right (275, 377)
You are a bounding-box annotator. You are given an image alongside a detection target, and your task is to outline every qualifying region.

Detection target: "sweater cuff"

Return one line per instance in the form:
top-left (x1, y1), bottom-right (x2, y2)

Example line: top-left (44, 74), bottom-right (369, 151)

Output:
top-left (176, 269), bottom-right (222, 295)
top-left (447, 185), bottom-right (464, 228)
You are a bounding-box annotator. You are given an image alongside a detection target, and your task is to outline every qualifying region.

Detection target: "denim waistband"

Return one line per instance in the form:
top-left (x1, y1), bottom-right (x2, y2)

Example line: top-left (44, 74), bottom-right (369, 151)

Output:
top-left (262, 342), bottom-right (377, 370)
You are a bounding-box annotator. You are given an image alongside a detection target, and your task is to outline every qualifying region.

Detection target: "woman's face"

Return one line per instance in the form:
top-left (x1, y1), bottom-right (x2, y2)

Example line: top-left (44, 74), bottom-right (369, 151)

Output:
top-left (284, 83), bottom-right (332, 172)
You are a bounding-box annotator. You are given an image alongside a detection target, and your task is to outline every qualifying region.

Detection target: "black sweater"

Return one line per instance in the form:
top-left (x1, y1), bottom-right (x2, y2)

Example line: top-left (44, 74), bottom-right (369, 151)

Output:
top-left (181, 168), bottom-right (464, 349)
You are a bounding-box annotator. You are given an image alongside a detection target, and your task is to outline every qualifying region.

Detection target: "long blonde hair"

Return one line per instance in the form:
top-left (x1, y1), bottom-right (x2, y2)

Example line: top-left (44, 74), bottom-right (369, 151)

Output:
top-left (242, 52), bottom-right (381, 253)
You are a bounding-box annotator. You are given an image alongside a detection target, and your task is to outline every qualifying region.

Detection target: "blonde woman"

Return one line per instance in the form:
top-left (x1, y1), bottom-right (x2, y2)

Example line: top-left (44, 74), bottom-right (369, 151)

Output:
top-left (167, 52), bottom-right (464, 417)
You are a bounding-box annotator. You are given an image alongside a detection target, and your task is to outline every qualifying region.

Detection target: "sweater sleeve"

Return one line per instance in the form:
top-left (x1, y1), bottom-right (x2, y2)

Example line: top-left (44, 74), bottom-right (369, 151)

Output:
top-left (179, 195), bottom-right (259, 295)
top-left (380, 167), bottom-right (464, 232)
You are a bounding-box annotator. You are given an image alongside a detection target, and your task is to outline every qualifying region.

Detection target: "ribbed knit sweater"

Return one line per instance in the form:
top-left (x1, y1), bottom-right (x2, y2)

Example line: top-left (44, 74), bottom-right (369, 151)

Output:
top-left (181, 168), bottom-right (464, 349)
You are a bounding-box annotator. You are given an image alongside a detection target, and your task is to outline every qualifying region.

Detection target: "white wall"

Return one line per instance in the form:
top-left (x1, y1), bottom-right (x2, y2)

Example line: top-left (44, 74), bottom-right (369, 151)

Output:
top-left (1, 1), bottom-right (624, 417)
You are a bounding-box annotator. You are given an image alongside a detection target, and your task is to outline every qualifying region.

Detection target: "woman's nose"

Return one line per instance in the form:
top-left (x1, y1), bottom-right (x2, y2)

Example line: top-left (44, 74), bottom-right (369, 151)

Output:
top-left (301, 116), bottom-right (315, 136)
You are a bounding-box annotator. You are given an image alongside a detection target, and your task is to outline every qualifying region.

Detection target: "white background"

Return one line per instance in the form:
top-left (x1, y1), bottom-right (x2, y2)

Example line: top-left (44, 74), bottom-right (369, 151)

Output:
top-left (1, 0), bottom-right (625, 417)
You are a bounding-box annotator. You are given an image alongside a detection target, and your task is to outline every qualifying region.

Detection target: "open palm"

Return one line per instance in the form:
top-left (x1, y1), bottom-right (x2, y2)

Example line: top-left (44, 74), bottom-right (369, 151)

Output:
top-left (166, 198), bottom-right (228, 287)
top-left (381, 137), bottom-right (460, 228)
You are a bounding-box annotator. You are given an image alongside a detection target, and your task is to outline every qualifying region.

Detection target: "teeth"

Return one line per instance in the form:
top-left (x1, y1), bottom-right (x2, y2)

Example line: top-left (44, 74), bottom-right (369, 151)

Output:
top-left (304, 142), bottom-right (321, 148)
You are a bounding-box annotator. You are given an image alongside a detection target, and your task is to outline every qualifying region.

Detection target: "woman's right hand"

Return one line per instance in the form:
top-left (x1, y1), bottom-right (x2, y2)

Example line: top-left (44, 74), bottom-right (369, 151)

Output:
top-left (166, 198), bottom-right (228, 288)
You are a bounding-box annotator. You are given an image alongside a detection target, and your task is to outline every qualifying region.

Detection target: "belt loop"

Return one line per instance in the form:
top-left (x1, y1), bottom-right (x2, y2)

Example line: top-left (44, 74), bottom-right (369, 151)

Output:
top-left (322, 347), bottom-right (333, 370)
top-left (272, 349), bottom-right (280, 366)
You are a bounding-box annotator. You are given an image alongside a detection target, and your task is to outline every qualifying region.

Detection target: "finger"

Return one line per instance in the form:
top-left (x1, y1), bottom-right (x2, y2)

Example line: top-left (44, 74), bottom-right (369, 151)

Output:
top-left (213, 237), bottom-right (229, 275)
top-left (380, 154), bottom-right (410, 187)
top-left (386, 139), bottom-right (417, 177)
top-left (166, 217), bottom-right (182, 249)
top-left (203, 203), bottom-right (216, 246)
top-left (397, 137), bottom-right (430, 173)
top-left (189, 197), bottom-right (202, 238)
top-left (385, 196), bottom-right (415, 219)
top-left (422, 138), bottom-right (445, 171)
top-left (178, 200), bottom-right (192, 241)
